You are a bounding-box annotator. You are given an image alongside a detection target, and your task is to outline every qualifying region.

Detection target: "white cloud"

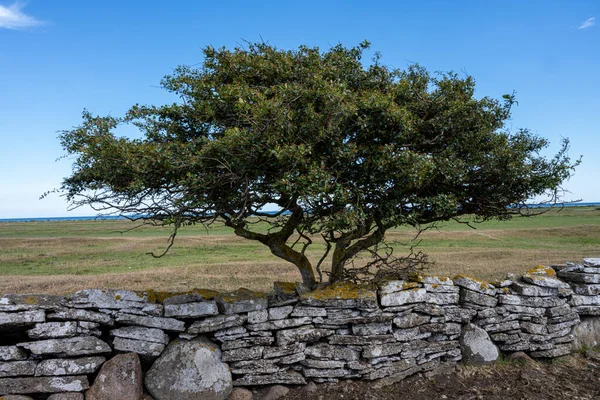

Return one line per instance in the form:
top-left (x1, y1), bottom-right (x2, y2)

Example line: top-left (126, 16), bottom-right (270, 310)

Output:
top-left (0, 1), bottom-right (42, 30)
top-left (578, 17), bottom-right (596, 30)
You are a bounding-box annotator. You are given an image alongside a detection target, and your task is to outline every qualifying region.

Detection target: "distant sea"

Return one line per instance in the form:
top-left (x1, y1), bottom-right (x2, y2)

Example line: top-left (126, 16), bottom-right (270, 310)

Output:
top-left (1, 202), bottom-right (599, 223)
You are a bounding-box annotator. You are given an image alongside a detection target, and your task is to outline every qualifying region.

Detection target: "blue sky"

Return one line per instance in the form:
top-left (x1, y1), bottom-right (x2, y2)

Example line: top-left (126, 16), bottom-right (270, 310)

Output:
top-left (0, 0), bottom-right (598, 218)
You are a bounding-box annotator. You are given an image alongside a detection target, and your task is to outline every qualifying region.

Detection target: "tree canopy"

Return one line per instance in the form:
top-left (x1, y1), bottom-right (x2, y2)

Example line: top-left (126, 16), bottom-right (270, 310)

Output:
top-left (59, 41), bottom-right (578, 287)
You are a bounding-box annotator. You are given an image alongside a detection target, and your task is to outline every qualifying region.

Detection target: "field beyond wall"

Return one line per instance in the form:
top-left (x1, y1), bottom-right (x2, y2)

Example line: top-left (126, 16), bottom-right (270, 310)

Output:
top-left (1, 206), bottom-right (599, 295)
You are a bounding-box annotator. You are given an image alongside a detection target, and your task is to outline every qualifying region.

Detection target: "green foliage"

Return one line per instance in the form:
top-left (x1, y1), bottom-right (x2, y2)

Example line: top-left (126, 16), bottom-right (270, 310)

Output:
top-left (59, 41), bottom-right (579, 286)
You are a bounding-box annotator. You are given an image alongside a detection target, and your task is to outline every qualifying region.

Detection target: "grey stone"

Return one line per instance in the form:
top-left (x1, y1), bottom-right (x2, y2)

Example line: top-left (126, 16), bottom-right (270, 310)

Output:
top-left (478, 320), bottom-right (520, 333)
top-left (425, 293), bottom-right (459, 305)
top-left (460, 289), bottom-right (498, 307)
top-left (557, 271), bottom-right (600, 284)
top-left (77, 321), bottom-right (101, 337)
top-left (47, 309), bottom-right (114, 325)
top-left (247, 310), bottom-right (268, 324)
top-left (27, 322), bottom-right (78, 339)
top-left (221, 347), bottom-right (263, 362)
top-left (328, 334), bottom-right (396, 345)
top-left (263, 343), bottom-right (305, 359)
top-left (232, 370), bottom-right (305, 386)
top-left (111, 326), bottom-right (170, 345)
top-left (305, 343), bottom-right (360, 361)
top-left (0, 376), bottom-right (89, 394)
top-left (145, 337), bottom-right (232, 400)
top-left (393, 327), bottom-right (427, 342)
top-left (215, 290), bottom-right (268, 315)
top-left (378, 280), bottom-right (419, 295)
top-left (522, 272), bottom-right (571, 289)
top-left (0, 294), bottom-right (63, 310)
top-left (362, 342), bottom-right (407, 358)
top-left (453, 276), bottom-right (496, 296)
top-left (85, 353), bottom-right (143, 400)
top-left (510, 282), bottom-right (558, 297)
top-left (0, 361), bottom-right (37, 378)
top-left (520, 321), bottom-right (547, 335)
top-left (445, 307), bottom-right (477, 323)
top-left (380, 289), bottom-right (427, 307)
top-left (247, 317), bottom-right (311, 331)
top-left (499, 294), bottom-right (566, 308)
top-left (570, 284), bottom-right (600, 296)
top-left (529, 344), bottom-right (571, 358)
top-left (423, 284), bottom-right (459, 293)
top-left (115, 313), bottom-right (185, 332)
top-left (35, 357), bottom-right (105, 376)
top-left (303, 368), bottom-right (351, 378)
top-left (163, 301), bottom-right (218, 318)
top-left (112, 337), bottom-right (165, 359)
top-left (279, 352), bottom-right (305, 364)
top-left (276, 326), bottom-right (334, 346)
top-left (584, 258), bottom-right (600, 266)
top-left (0, 395), bottom-right (34, 399)
top-left (187, 314), bottom-right (245, 334)
top-left (291, 306), bottom-right (327, 317)
top-left (68, 289), bottom-right (147, 309)
top-left (573, 306), bottom-right (600, 315)
top-left (420, 276), bottom-right (455, 285)
top-left (0, 346), bottom-right (27, 361)
top-left (545, 304), bottom-right (572, 317)
top-left (364, 358), bottom-right (417, 380)
top-left (393, 313), bottom-right (430, 328)
top-left (17, 337), bottom-right (111, 357)
top-left (547, 318), bottom-right (580, 333)
top-left (220, 337), bottom-right (274, 350)
top-left (571, 295), bottom-right (600, 306)
top-left (0, 311), bottom-right (45, 330)
top-left (161, 292), bottom-right (216, 305)
top-left (268, 306), bottom-right (294, 320)
top-left (229, 359), bottom-right (281, 375)
top-left (213, 326), bottom-right (247, 340)
top-left (351, 322), bottom-right (392, 336)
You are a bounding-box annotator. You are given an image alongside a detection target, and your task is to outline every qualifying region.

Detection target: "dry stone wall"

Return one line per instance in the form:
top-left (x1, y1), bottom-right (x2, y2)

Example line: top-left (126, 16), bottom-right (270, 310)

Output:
top-left (0, 258), bottom-right (599, 399)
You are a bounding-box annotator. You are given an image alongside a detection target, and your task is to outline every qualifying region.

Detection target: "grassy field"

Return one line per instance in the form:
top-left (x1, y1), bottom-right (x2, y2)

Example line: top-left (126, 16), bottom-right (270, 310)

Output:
top-left (0, 206), bottom-right (599, 295)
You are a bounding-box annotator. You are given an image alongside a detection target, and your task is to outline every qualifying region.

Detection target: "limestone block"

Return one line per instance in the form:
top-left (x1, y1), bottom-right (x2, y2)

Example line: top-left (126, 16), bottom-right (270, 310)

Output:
top-left (0, 361), bottom-right (38, 378)
top-left (0, 311), bottom-right (45, 330)
top-left (453, 276), bottom-right (497, 296)
top-left (115, 313), bottom-right (185, 332)
top-left (47, 309), bottom-right (114, 326)
top-left (187, 314), bottom-right (246, 334)
top-left (35, 357), bottom-right (105, 376)
top-left (215, 289), bottom-right (268, 315)
top-left (17, 337), bottom-right (111, 358)
top-left (111, 326), bottom-right (170, 345)
top-left (163, 301), bottom-right (218, 318)
top-left (0, 376), bottom-right (89, 395)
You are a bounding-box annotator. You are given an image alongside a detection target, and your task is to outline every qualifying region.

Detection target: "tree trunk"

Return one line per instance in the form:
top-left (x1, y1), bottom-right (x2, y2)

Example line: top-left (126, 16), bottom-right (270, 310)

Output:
top-left (329, 243), bottom-right (347, 284)
top-left (268, 239), bottom-right (316, 287)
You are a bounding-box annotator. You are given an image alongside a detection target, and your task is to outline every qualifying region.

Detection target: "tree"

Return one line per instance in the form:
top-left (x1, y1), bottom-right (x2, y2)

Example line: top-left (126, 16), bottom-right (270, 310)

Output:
top-left (58, 41), bottom-right (579, 287)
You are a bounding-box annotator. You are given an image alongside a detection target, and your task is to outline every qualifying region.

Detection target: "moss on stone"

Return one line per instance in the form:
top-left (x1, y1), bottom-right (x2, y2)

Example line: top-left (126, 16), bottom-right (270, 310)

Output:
top-left (301, 281), bottom-right (376, 301)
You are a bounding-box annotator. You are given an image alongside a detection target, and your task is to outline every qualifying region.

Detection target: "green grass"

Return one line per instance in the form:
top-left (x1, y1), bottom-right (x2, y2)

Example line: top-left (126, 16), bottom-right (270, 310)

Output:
top-left (0, 206), bottom-right (599, 294)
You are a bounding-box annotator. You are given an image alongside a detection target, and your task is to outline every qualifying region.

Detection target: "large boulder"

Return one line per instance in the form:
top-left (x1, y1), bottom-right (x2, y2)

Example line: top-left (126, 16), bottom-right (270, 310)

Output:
top-left (459, 323), bottom-right (499, 364)
top-left (85, 353), bottom-right (143, 400)
top-left (144, 337), bottom-right (232, 400)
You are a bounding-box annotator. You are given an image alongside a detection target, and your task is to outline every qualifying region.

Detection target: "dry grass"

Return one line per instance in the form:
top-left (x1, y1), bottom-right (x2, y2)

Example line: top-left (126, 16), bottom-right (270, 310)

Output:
top-left (1, 207), bottom-right (599, 295)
